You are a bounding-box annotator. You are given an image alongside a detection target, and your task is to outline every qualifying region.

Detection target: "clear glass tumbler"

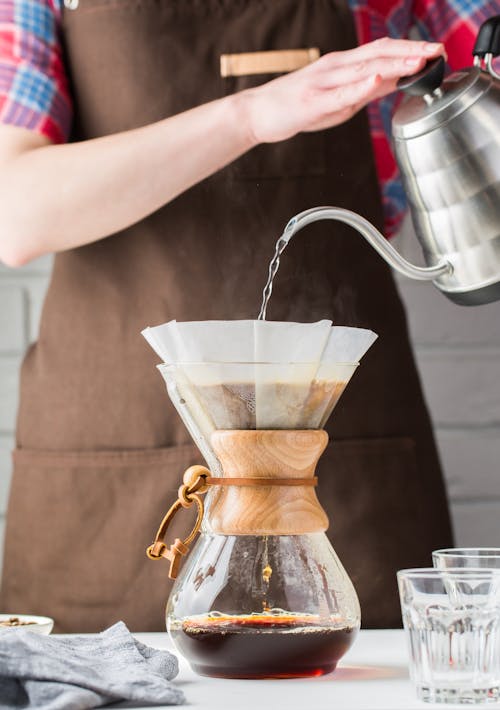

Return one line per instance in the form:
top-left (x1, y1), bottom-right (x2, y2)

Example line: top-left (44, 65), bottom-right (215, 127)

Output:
top-left (433, 549), bottom-right (500, 570)
top-left (398, 568), bottom-right (500, 704)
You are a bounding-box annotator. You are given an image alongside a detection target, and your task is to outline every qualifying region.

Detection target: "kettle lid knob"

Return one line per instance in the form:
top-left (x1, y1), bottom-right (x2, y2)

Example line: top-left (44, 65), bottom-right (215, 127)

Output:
top-left (397, 56), bottom-right (445, 96)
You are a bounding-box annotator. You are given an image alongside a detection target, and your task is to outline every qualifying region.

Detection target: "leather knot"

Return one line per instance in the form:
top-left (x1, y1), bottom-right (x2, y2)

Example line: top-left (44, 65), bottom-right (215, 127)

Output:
top-left (146, 541), bottom-right (166, 559)
top-left (166, 538), bottom-right (190, 578)
top-left (177, 483), bottom-right (193, 508)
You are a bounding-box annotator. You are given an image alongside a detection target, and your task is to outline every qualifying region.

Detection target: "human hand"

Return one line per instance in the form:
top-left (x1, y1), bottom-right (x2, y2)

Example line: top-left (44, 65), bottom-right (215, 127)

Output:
top-left (242, 38), bottom-right (445, 143)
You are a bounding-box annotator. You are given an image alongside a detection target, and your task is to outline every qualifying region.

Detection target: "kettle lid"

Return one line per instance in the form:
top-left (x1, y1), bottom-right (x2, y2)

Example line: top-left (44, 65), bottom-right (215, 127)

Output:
top-left (392, 57), bottom-right (490, 139)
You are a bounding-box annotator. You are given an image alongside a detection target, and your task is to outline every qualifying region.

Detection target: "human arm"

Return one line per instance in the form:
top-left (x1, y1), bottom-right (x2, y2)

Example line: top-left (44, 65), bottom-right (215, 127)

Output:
top-left (0, 38), bottom-right (443, 267)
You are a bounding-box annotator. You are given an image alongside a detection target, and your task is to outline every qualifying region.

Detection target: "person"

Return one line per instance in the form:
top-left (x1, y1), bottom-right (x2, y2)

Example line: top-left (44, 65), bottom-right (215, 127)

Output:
top-left (0, 0), bottom-right (495, 633)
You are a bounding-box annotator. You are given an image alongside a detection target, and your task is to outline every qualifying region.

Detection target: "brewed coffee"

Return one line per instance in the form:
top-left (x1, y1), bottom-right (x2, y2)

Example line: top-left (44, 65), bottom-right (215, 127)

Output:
top-left (170, 613), bottom-right (357, 678)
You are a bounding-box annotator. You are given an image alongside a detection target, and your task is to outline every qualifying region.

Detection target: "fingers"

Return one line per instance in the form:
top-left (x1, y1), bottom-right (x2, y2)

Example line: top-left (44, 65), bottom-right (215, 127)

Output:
top-left (304, 36), bottom-right (447, 106)
top-left (317, 37), bottom-right (446, 70)
top-left (316, 55), bottom-right (427, 89)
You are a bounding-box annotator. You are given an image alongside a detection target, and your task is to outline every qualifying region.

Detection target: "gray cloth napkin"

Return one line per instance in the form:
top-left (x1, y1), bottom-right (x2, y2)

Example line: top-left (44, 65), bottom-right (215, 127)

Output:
top-left (0, 621), bottom-right (185, 710)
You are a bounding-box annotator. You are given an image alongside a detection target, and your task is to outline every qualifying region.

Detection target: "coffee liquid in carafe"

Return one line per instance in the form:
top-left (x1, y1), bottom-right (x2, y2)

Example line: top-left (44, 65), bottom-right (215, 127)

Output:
top-left (171, 613), bottom-right (357, 679)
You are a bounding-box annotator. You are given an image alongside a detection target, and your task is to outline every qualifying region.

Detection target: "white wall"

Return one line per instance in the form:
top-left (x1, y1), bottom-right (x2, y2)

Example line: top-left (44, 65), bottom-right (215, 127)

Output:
top-left (394, 217), bottom-right (500, 545)
top-left (0, 221), bottom-right (500, 579)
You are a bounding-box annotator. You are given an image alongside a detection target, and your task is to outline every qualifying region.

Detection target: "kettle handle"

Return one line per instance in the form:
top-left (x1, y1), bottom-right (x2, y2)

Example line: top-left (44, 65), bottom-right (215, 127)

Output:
top-left (473, 15), bottom-right (500, 80)
top-left (473, 16), bottom-right (500, 58)
top-left (280, 207), bottom-right (451, 282)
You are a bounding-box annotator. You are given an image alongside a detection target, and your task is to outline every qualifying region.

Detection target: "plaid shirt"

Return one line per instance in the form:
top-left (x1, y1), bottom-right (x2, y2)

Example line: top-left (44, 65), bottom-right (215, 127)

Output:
top-left (0, 0), bottom-right (69, 142)
top-left (0, 1), bottom-right (499, 235)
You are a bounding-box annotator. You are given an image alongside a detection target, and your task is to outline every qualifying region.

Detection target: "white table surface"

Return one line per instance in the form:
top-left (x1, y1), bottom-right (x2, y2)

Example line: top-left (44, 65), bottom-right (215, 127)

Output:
top-left (131, 629), bottom-right (470, 710)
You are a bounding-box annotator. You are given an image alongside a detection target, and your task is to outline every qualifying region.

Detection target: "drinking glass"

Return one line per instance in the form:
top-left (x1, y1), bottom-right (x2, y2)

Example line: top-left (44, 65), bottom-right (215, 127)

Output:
top-left (398, 568), bottom-right (500, 704)
top-left (433, 549), bottom-right (500, 570)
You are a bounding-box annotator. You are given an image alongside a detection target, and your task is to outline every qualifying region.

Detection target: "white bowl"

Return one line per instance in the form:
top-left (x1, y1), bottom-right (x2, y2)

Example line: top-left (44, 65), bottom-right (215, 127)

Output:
top-left (0, 614), bottom-right (54, 634)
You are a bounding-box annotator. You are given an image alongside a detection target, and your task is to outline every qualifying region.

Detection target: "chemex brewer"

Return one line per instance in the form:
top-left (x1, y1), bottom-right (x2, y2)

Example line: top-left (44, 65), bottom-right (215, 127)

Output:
top-left (142, 319), bottom-right (377, 679)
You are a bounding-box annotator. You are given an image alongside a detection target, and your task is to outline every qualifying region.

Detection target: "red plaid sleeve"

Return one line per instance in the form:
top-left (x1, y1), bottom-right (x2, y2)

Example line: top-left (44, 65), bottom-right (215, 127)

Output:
top-left (0, 0), bottom-right (71, 143)
top-left (411, 0), bottom-right (497, 70)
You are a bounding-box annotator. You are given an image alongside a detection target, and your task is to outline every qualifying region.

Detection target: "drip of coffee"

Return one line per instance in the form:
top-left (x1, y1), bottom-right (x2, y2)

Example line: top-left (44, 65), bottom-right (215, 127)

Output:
top-left (170, 613), bottom-right (357, 678)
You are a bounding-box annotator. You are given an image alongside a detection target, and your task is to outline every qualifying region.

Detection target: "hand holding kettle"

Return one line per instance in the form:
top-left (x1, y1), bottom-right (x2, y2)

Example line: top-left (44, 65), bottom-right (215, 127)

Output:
top-left (279, 16), bottom-right (500, 306)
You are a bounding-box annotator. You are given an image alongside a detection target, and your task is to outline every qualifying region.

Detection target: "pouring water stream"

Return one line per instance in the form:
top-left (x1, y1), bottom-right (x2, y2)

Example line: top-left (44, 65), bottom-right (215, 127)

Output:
top-left (258, 207), bottom-right (452, 320)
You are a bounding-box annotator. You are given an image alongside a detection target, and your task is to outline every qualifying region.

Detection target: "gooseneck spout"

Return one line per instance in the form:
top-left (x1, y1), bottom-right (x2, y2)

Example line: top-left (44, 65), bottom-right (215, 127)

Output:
top-left (285, 207), bottom-right (452, 280)
top-left (259, 207), bottom-right (452, 320)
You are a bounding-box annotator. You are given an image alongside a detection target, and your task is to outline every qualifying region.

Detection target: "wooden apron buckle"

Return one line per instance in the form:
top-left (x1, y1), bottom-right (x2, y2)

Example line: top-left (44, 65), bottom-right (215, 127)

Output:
top-left (220, 47), bottom-right (320, 77)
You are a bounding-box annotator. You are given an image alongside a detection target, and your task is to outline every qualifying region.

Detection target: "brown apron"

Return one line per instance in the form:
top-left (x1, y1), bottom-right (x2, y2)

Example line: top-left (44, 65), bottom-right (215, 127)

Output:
top-left (0, 0), bottom-right (453, 632)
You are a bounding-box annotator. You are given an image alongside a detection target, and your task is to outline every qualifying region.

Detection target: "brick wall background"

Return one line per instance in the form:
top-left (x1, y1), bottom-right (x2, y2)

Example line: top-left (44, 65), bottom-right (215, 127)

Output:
top-left (1, 218), bottom-right (500, 579)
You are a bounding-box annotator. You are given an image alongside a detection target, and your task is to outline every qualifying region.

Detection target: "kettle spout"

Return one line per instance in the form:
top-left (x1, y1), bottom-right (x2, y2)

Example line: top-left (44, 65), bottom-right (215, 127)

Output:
top-left (282, 206), bottom-right (452, 282)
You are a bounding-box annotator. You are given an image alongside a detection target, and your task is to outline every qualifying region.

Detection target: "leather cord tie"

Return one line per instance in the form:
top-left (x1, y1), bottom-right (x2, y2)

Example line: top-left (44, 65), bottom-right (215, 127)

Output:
top-left (146, 465), bottom-right (317, 579)
top-left (146, 465), bottom-right (209, 579)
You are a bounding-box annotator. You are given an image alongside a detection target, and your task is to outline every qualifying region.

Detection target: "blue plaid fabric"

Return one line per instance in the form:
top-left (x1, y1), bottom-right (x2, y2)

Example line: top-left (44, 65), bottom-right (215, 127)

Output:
top-left (11, 62), bottom-right (54, 112)
top-left (14, 0), bottom-right (54, 43)
top-left (0, 0), bottom-right (70, 142)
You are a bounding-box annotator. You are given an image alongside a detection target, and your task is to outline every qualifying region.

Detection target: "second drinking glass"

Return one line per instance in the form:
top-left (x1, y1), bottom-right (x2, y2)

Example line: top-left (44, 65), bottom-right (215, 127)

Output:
top-left (398, 568), bottom-right (500, 704)
top-left (433, 549), bottom-right (500, 570)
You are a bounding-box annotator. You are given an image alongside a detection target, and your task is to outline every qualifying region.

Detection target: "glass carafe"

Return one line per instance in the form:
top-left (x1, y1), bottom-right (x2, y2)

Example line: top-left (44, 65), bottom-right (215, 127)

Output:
top-left (167, 532), bottom-right (359, 678)
top-left (149, 362), bottom-right (361, 678)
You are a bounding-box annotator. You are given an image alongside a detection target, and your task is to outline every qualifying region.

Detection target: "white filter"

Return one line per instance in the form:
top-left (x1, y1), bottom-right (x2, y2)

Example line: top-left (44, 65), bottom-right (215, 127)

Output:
top-left (321, 326), bottom-right (378, 364)
top-left (142, 321), bottom-right (180, 363)
top-left (253, 320), bottom-right (332, 428)
top-left (174, 320), bottom-right (256, 362)
top-left (142, 320), bottom-right (377, 432)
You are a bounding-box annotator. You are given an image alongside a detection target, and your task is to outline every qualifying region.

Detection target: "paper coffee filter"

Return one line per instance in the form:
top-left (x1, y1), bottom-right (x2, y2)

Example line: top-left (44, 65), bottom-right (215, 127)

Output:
top-left (322, 326), bottom-right (378, 364)
top-left (253, 320), bottom-right (332, 427)
top-left (142, 321), bottom-right (180, 363)
top-left (158, 363), bottom-right (221, 474)
top-left (142, 319), bottom-right (377, 432)
top-left (141, 320), bottom-right (256, 363)
top-left (177, 320), bottom-right (263, 362)
top-left (182, 363), bottom-right (257, 430)
top-left (142, 320), bottom-right (376, 364)
top-left (253, 320), bottom-right (332, 362)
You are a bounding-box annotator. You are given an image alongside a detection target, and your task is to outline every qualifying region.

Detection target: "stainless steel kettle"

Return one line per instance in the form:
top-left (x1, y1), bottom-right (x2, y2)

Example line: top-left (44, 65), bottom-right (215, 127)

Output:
top-left (391, 15), bottom-right (500, 305)
top-left (278, 17), bottom-right (500, 307)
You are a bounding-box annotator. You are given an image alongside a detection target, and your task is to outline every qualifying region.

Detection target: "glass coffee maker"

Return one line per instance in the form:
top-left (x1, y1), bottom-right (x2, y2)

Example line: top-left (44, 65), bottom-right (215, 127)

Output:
top-left (143, 320), bottom-right (376, 679)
